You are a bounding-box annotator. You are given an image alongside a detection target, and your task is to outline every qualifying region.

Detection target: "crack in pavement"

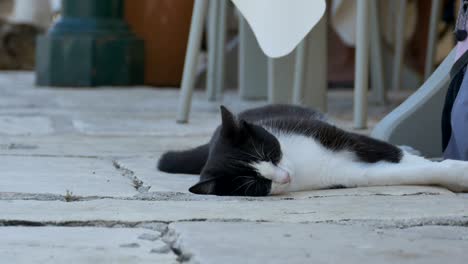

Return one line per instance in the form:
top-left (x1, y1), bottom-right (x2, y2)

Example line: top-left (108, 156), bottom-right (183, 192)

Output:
top-left (2, 216), bottom-right (468, 263)
top-left (0, 191), bottom-right (273, 202)
top-left (0, 219), bottom-right (191, 263)
top-left (162, 225), bottom-right (193, 263)
top-left (0, 193), bottom-right (113, 202)
top-left (0, 220), bottom-right (184, 262)
top-left (2, 217), bottom-right (468, 229)
top-left (112, 160), bottom-right (151, 193)
top-left (0, 219), bottom-right (212, 263)
top-left (0, 143), bottom-right (38, 150)
top-left (163, 217), bottom-right (468, 263)
top-left (1, 189), bottom-right (458, 202)
top-left (0, 220), bottom-right (169, 228)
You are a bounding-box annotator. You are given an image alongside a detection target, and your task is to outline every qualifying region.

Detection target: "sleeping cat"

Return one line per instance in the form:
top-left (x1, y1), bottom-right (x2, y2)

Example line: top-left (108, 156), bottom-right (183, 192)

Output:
top-left (158, 104), bottom-right (468, 196)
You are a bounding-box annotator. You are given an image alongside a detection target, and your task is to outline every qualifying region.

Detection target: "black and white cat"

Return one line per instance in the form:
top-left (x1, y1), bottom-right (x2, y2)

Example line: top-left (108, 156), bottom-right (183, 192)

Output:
top-left (158, 105), bottom-right (468, 196)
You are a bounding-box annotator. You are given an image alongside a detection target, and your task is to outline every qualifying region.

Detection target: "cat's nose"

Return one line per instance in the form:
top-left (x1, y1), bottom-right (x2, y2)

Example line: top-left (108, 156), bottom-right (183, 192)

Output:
top-left (275, 168), bottom-right (291, 184)
top-left (281, 174), bottom-right (291, 184)
top-left (275, 162), bottom-right (292, 184)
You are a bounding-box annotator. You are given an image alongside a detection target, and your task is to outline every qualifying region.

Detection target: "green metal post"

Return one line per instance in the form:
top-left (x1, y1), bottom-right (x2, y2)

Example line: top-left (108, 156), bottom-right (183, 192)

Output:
top-left (36, 0), bottom-right (144, 86)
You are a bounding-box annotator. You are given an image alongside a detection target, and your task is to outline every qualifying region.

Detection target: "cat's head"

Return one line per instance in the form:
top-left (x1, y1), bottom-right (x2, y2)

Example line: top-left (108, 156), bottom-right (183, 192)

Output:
top-left (189, 106), bottom-right (292, 196)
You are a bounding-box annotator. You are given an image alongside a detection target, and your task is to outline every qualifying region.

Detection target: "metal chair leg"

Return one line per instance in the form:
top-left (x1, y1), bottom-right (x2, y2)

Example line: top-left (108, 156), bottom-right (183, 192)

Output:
top-left (391, 0), bottom-right (407, 91)
top-left (206, 0), bottom-right (219, 101)
top-left (292, 40), bottom-right (307, 105)
top-left (354, 0), bottom-right (370, 129)
top-left (214, 0), bottom-right (228, 100)
top-left (424, 0), bottom-right (442, 80)
top-left (370, 0), bottom-right (387, 105)
top-left (177, 0), bottom-right (209, 123)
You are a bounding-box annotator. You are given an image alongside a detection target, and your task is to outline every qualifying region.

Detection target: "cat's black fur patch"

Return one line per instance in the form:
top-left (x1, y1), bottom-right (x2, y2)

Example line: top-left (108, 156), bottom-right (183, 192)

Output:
top-left (158, 104), bottom-right (403, 196)
top-left (157, 144), bottom-right (209, 174)
top-left (263, 118), bottom-right (402, 163)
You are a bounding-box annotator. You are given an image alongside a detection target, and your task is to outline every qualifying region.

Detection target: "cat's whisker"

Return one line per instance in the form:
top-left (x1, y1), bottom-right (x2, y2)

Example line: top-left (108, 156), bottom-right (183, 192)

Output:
top-left (231, 179), bottom-right (255, 194)
top-left (254, 183), bottom-right (260, 196)
top-left (225, 162), bottom-right (252, 171)
top-left (222, 155), bottom-right (252, 169)
top-left (260, 143), bottom-right (266, 160)
top-left (230, 159), bottom-right (250, 167)
top-left (267, 147), bottom-right (278, 159)
top-left (250, 140), bottom-right (263, 160)
top-left (238, 149), bottom-right (261, 160)
top-left (245, 181), bottom-right (256, 196)
top-left (232, 175), bottom-right (254, 182)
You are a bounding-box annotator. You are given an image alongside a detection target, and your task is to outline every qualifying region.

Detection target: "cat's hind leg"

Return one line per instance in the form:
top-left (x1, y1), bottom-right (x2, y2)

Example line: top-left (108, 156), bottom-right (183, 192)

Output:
top-left (158, 144), bottom-right (209, 174)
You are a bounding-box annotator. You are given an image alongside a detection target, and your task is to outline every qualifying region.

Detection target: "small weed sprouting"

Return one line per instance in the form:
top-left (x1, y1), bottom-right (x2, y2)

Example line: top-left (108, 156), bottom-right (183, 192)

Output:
top-left (64, 190), bottom-right (79, 202)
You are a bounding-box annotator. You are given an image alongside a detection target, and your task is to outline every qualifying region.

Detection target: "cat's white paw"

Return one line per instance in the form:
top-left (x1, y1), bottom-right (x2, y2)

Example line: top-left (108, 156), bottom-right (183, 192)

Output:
top-left (440, 160), bottom-right (468, 192)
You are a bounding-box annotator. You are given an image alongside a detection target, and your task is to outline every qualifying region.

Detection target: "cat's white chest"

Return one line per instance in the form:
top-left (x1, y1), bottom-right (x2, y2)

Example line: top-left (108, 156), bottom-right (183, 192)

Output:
top-left (274, 132), bottom-right (359, 191)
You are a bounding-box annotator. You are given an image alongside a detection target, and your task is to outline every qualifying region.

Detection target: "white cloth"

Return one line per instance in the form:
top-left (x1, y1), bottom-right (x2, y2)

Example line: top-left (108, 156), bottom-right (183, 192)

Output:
top-left (331, 0), bottom-right (417, 47)
top-left (232, 0), bottom-right (326, 58)
top-left (330, 0), bottom-right (357, 46)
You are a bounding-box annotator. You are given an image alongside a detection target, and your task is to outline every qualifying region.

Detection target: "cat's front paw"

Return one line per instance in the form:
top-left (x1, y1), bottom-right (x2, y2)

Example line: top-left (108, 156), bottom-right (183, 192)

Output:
top-left (441, 160), bottom-right (468, 192)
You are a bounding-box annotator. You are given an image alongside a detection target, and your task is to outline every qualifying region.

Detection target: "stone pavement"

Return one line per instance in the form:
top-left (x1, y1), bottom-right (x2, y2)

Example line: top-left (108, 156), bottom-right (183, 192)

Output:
top-left (1, 72), bottom-right (467, 264)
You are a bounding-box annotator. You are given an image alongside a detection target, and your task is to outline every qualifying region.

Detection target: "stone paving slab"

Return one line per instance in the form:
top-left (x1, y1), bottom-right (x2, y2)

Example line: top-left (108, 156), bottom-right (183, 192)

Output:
top-left (0, 115), bottom-right (54, 135)
top-left (0, 76), bottom-right (262, 115)
top-left (0, 96), bottom-right (53, 109)
top-left (52, 88), bottom-right (223, 113)
top-left (2, 195), bottom-right (467, 223)
top-left (1, 156), bottom-right (137, 197)
top-left (2, 72), bottom-right (467, 263)
top-left (171, 222), bottom-right (468, 264)
top-left (0, 227), bottom-right (175, 264)
top-left (72, 113), bottom-right (219, 136)
top-left (0, 135), bottom-right (209, 157)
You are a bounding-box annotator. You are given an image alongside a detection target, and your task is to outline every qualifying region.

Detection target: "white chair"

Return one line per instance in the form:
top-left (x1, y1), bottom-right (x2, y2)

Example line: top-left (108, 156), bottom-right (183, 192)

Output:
top-left (391, 0), bottom-right (442, 92)
top-left (329, 0), bottom-right (386, 128)
top-left (177, 0), bottom-right (327, 123)
top-left (372, 49), bottom-right (455, 158)
top-left (354, 0), bottom-right (442, 129)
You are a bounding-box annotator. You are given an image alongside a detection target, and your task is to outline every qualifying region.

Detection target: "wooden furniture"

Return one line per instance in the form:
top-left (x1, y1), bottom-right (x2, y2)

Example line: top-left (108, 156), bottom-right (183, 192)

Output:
top-left (125, 0), bottom-right (194, 86)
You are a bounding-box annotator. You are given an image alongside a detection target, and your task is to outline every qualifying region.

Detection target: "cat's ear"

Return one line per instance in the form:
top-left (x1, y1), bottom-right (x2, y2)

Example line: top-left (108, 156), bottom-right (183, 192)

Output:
top-left (189, 179), bottom-right (216, 195)
top-left (220, 106), bottom-right (239, 138)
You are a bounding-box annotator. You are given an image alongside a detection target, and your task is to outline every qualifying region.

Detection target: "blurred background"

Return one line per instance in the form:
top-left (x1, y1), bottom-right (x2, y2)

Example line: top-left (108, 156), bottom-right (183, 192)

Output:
top-left (0, 0), bottom-right (455, 87)
top-left (0, 0), bottom-right (458, 136)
